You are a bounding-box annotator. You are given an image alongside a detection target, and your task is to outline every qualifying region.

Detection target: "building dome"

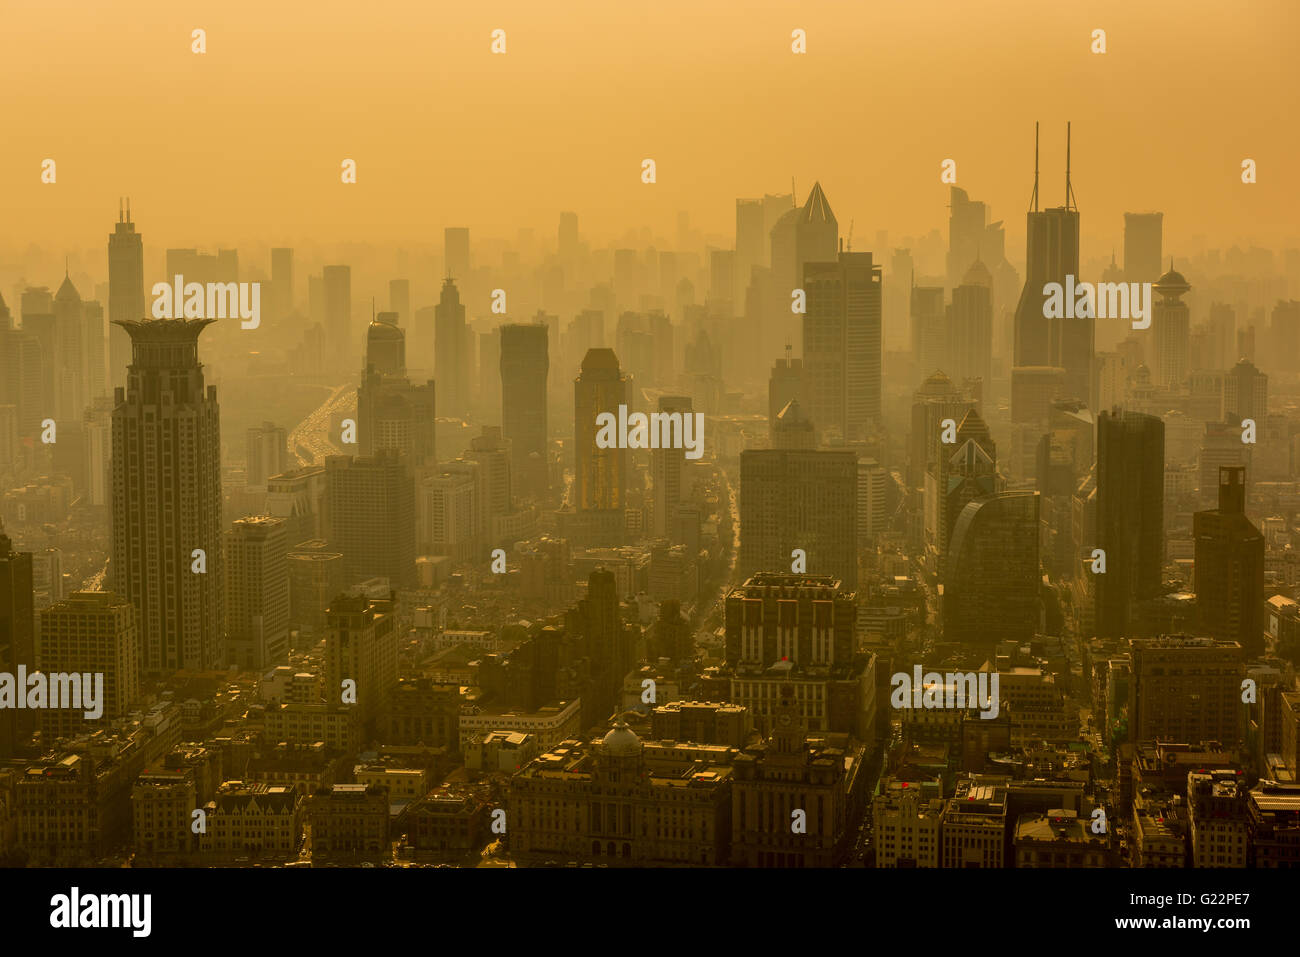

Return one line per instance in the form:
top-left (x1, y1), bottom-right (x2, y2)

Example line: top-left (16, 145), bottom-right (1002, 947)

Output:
top-left (601, 720), bottom-right (642, 757)
top-left (1155, 261), bottom-right (1190, 298)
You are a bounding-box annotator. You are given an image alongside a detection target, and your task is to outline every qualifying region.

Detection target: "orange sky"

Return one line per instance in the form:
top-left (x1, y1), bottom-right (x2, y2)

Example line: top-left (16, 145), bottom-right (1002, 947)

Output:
top-left (2, 0), bottom-right (1297, 255)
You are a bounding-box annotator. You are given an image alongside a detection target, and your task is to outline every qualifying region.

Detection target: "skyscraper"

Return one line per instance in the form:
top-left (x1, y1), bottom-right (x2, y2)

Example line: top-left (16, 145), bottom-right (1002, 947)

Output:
top-left (1194, 466), bottom-right (1264, 656)
top-left (499, 322), bottom-right (549, 502)
top-left (739, 441), bottom-right (858, 588)
top-left (388, 278), bottom-right (410, 327)
top-left (1152, 265), bottom-right (1191, 389)
top-left (1223, 358), bottom-right (1267, 423)
top-left (434, 278), bottom-right (469, 418)
top-left (0, 527), bottom-right (35, 757)
top-left (270, 247), bottom-right (293, 317)
top-left (943, 491), bottom-right (1041, 645)
top-left (107, 199), bottom-right (144, 393)
top-left (949, 259), bottom-right (994, 388)
top-left (1095, 409), bottom-right (1165, 638)
top-left (323, 265), bottom-right (352, 365)
top-left (768, 348), bottom-right (804, 443)
top-left (111, 317), bottom-right (224, 674)
top-left (246, 421), bottom-right (289, 489)
top-left (53, 274), bottom-right (85, 421)
top-left (37, 590), bottom-right (139, 735)
top-left (224, 516), bottom-right (290, 670)
top-left (652, 395), bottom-right (693, 539)
top-left (357, 315), bottom-right (436, 465)
top-left (325, 450), bottom-right (416, 589)
top-left (1012, 125), bottom-right (1085, 412)
top-left (926, 408), bottom-right (998, 579)
top-left (1123, 212), bottom-right (1163, 284)
top-left (574, 348), bottom-right (629, 538)
top-left (802, 251), bottom-right (882, 442)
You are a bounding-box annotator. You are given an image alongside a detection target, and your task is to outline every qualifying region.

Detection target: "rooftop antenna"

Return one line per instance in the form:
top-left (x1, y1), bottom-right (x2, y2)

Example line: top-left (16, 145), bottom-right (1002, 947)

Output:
top-left (1029, 122), bottom-right (1039, 212)
top-left (791, 176), bottom-right (797, 206)
top-left (1065, 122), bottom-right (1078, 211)
top-left (119, 197), bottom-right (124, 223)
top-left (126, 196), bottom-right (130, 222)
top-left (847, 218), bottom-right (854, 252)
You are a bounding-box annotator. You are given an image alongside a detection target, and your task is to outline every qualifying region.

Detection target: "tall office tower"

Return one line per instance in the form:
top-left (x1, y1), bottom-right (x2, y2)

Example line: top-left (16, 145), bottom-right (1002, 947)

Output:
top-left (323, 265), bottom-right (352, 365)
top-left (1152, 265), bottom-right (1191, 389)
top-left (651, 395), bottom-right (694, 539)
top-left (357, 316), bottom-right (436, 464)
top-left (710, 249), bottom-right (735, 310)
top-left (768, 348), bottom-right (804, 442)
top-left (736, 198), bottom-right (765, 306)
top-left (574, 348), bottom-right (629, 537)
top-left (325, 450), bottom-right (416, 589)
top-left (107, 200), bottom-right (144, 393)
top-left (111, 317), bottom-right (224, 674)
top-left (388, 279), bottom-right (410, 327)
top-left (802, 251), bottom-right (882, 443)
top-left (1012, 126), bottom-right (1084, 412)
top-left (0, 527), bottom-right (35, 757)
top-left (418, 463), bottom-right (480, 561)
top-left (53, 274), bottom-right (85, 421)
top-left (466, 426), bottom-right (513, 539)
top-left (909, 284), bottom-right (948, 377)
top-left (945, 186), bottom-right (1008, 291)
top-left (1095, 409), bottom-right (1165, 639)
top-left (444, 227), bottom-right (470, 281)
top-left (885, 248), bottom-right (914, 350)
top-left (82, 396), bottom-right (113, 507)
top-left (909, 372), bottom-right (975, 487)
top-left (309, 274), bottom-right (325, 325)
top-left (224, 516), bottom-right (290, 670)
top-left (1199, 419), bottom-right (1251, 509)
top-left (325, 590), bottom-right (397, 738)
top-left (771, 183), bottom-right (838, 328)
top-left (1123, 212), bottom-right (1163, 284)
top-left (1129, 636), bottom-right (1243, 746)
top-left (739, 441), bottom-right (858, 589)
top-left (477, 326), bottom-right (501, 420)
top-left (950, 260), bottom-right (993, 387)
top-left (434, 278), bottom-right (469, 418)
top-left (270, 248), bottom-right (293, 321)
top-left (558, 211), bottom-right (579, 264)
top-left (500, 322), bottom-right (550, 502)
top-left (942, 491), bottom-right (1041, 645)
top-left (37, 591), bottom-right (139, 734)
top-left (0, 319), bottom-right (44, 438)
top-left (858, 458), bottom-right (889, 544)
top-left (246, 421), bottom-right (288, 488)
top-left (1223, 358), bottom-right (1267, 423)
top-left (21, 286), bottom-right (53, 319)
top-left (82, 300), bottom-right (105, 402)
top-left (771, 398), bottom-right (816, 450)
top-left (925, 408), bottom-right (997, 578)
top-left (1271, 301), bottom-right (1300, 373)
top-left (1194, 466), bottom-right (1264, 656)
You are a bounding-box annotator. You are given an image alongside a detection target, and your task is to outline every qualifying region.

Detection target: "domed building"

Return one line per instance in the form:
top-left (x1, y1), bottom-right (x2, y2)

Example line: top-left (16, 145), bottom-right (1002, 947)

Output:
top-left (365, 312), bottom-right (405, 377)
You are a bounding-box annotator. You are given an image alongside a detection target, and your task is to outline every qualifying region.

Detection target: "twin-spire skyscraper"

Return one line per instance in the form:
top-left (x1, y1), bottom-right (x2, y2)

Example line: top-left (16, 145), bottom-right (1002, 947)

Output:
top-left (1011, 122), bottom-right (1089, 422)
